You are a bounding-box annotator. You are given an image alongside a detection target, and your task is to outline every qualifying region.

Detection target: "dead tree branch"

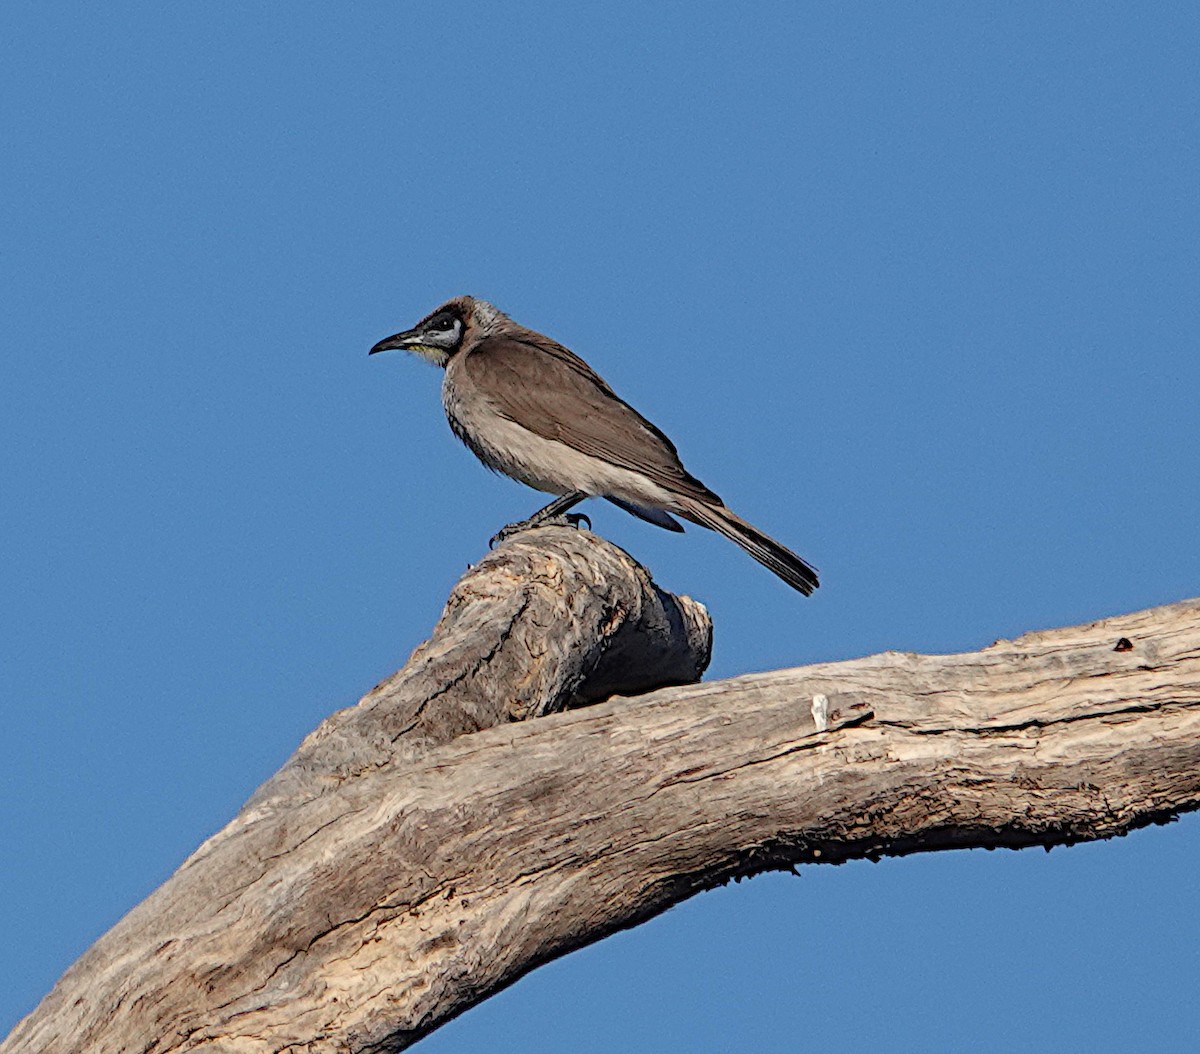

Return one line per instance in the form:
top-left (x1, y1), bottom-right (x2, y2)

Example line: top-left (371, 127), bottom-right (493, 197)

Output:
top-left (4, 527), bottom-right (1199, 1054)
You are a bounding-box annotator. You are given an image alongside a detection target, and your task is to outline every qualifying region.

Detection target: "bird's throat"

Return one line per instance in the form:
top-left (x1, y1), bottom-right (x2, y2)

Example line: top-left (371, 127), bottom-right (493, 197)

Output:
top-left (407, 343), bottom-right (451, 368)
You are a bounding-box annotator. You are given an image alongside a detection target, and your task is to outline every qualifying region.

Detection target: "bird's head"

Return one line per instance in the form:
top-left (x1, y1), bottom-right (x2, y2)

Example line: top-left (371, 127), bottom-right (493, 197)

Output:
top-left (369, 296), bottom-right (509, 367)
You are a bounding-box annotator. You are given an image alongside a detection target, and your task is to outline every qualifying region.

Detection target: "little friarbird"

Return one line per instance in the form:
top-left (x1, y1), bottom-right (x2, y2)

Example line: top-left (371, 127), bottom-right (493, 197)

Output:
top-left (370, 296), bottom-right (819, 595)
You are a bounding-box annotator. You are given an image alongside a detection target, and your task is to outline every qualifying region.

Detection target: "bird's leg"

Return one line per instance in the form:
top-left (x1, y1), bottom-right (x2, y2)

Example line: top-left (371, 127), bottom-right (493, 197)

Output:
top-left (490, 491), bottom-right (590, 547)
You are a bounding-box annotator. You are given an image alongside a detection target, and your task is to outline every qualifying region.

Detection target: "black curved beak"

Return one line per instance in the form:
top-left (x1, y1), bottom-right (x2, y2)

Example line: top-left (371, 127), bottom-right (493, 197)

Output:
top-left (368, 329), bottom-right (418, 355)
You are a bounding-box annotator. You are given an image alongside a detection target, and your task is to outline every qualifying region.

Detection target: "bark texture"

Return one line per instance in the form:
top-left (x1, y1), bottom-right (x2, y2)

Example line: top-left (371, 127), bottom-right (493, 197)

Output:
top-left (4, 526), bottom-right (1199, 1054)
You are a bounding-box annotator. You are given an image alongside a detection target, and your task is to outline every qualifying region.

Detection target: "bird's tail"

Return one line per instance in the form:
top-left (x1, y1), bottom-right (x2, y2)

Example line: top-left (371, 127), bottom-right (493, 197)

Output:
top-left (678, 499), bottom-right (819, 596)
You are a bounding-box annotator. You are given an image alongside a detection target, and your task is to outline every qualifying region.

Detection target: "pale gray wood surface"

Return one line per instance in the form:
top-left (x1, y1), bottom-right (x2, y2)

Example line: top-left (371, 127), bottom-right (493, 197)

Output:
top-left (4, 527), bottom-right (1198, 1054)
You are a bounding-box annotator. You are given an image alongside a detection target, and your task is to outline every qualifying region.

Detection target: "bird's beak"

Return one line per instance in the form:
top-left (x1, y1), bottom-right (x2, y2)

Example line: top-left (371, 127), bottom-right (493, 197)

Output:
top-left (368, 328), bottom-right (420, 355)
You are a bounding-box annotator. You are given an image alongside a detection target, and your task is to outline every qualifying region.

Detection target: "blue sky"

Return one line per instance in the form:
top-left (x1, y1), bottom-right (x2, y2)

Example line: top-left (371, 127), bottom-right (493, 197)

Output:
top-left (3, 3), bottom-right (1199, 1050)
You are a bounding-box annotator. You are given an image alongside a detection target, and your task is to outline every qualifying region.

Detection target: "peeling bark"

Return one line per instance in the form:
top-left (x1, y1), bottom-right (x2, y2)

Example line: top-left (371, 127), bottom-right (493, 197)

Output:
top-left (3, 527), bottom-right (1198, 1054)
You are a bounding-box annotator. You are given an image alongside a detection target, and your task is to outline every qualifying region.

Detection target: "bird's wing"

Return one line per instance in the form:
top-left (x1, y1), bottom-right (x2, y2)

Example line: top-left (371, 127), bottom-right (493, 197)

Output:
top-left (606, 497), bottom-right (686, 532)
top-left (461, 335), bottom-right (722, 506)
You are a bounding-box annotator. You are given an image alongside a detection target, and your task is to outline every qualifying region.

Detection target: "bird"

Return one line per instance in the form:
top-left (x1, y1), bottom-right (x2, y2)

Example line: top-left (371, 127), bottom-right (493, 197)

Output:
top-left (369, 296), bottom-right (819, 595)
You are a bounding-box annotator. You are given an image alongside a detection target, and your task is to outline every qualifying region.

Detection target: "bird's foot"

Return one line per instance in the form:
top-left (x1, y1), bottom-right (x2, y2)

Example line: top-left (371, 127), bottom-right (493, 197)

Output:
top-left (489, 492), bottom-right (590, 548)
top-left (489, 512), bottom-right (592, 549)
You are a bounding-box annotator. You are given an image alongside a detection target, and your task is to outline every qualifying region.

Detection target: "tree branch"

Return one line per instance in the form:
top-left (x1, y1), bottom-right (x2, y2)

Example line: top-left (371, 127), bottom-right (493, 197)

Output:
top-left (4, 527), bottom-right (1199, 1054)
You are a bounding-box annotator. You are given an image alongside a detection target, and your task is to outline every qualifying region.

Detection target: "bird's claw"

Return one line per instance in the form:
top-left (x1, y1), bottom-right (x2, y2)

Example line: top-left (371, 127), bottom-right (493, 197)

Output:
top-left (489, 512), bottom-right (592, 549)
top-left (488, 522), bottom-right (522, 548)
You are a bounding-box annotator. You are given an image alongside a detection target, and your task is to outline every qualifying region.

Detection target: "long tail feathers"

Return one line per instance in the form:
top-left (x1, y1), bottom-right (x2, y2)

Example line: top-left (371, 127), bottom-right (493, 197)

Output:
top-left (679, 500), bottom-right (819, 596)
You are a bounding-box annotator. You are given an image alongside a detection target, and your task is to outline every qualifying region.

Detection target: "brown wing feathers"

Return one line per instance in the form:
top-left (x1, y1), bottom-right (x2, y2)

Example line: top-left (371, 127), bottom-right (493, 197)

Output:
top-left (458, 324), bottom-right (819, 595)
top-left (462, 334), bottom-right (722, 506)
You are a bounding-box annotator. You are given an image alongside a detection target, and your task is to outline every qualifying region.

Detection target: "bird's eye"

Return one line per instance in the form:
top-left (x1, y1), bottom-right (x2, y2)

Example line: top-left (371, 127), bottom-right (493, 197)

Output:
top-left (430, 315), bottom-right (456, 332)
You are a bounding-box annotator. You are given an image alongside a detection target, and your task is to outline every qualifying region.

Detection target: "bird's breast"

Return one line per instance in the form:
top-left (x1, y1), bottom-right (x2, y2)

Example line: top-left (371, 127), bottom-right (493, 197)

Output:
top-left (442, 367), bottom-right (572, 495)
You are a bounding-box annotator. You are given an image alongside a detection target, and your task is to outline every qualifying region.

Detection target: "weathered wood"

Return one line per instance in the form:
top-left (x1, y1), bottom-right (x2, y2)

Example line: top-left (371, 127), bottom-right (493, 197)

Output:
top-left (247, 526), bottom-right (712, 808)
top-left (4, 527), bottom-right (1199, 1054)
